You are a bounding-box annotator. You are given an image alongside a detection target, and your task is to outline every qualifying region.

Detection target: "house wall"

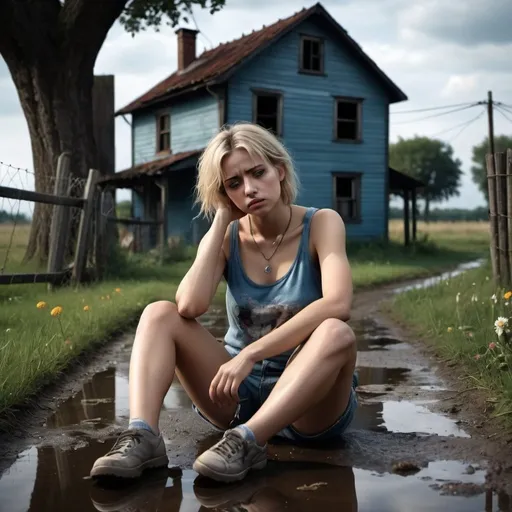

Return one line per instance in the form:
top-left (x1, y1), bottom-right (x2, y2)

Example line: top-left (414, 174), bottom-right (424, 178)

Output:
top-left (131, 92), bottom-right (218, 241)
top-left (227, 15), bottom-right (391, 239)
top-left (131, 93), bottom-right (218, 166)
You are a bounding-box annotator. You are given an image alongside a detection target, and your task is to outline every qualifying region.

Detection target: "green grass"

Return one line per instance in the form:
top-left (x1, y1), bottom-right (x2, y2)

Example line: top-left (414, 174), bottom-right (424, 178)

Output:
top-left (0, 219), bottom-right (490, 425)
top-left (388, 262), bottom-right (512, 427)
top-left (349, 222), bottom-right (489, 288)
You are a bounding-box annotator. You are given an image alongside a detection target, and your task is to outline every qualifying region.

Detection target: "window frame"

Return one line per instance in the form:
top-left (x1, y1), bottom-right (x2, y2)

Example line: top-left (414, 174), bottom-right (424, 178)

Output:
top-left (251, 88), bottom-right (284, 137)
top-left (333, 96), bottom-right (363, 143)
top-left (155, 111), bottom-right (171, 154)
top-left (331, 171), bottom-right (362, 224)
top-left (299, 34), bottom-right (325, 75)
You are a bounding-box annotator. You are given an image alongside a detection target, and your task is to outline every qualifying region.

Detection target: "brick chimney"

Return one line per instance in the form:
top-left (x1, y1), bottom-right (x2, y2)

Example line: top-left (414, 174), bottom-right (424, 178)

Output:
top-left (176, 28), bottom-right (199, 71)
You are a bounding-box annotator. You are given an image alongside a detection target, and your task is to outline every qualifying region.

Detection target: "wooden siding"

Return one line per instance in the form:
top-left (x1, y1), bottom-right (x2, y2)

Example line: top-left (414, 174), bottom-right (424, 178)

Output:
top-left (166, 171), bottom-right (197, 243)
top-left (131, 93), bottom-right (218, 166)
top-left (227, 17), bottom-right (391, 239)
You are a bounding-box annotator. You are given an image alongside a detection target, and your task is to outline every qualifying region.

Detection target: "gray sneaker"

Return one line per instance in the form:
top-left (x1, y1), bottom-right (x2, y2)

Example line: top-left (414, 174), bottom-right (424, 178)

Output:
top-left (193, 427), bottom-right (267, 483)
top-left (90, 428), bottom-right (169, 479)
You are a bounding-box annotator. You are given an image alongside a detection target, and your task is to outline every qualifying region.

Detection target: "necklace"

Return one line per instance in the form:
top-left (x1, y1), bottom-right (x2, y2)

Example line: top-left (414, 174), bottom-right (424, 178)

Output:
top-left (249, 205), bottom-right (293, 274)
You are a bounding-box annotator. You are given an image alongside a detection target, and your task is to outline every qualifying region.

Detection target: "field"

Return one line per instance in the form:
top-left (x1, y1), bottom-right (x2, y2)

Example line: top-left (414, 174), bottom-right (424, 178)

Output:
top-left (0, 219), bottom-right (491, 426)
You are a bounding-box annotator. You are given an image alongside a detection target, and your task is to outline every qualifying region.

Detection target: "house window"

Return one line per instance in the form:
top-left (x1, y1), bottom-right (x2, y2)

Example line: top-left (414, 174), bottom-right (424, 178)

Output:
top-left (333, 173), bottom-right (361, 223)
top-left (334, 98), bottom-right (362, 142)
top-left (300, 36), bottom-right (324, 74)
top-left (156, 113), bottom-right (170, 152)
top-left (252, 90), bottom-right (283, 136)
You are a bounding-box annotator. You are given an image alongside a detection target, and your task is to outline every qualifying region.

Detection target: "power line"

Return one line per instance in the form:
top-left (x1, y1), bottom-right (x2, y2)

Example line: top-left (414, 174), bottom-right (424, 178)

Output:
top-left (390, 101), bottom-right (478, 115)
top-left (427, 108), bottom-right (486, 138)
top-left (447, 111), bottom-right (485, 143)
top-left (496, 103), bottom-right (512, 116)
top-left (494, 105), bottom-right (512, 124)
top-left (391, 103), bottom-right (481, 125)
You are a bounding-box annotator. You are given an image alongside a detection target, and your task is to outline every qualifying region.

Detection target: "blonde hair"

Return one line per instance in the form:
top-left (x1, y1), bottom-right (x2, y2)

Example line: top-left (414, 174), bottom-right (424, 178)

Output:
top-left (194, 122), bottom-right (299, 219)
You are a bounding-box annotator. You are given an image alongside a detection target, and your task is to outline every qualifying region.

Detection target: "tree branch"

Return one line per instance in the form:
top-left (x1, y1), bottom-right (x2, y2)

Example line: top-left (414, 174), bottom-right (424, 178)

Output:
top-left (60, 0), bottom-right (129, 68)
top-left (0, 0), bottom-right (61, 72)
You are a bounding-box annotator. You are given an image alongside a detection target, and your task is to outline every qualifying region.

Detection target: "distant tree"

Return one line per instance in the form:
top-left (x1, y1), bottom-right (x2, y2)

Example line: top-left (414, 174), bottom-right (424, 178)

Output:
top-left (389, 136), bottom-right (463, 222)
top-left (0, 210), bottom-right (30, 224)
top-left (470, 135), bottom-right (512, 203)
top-left (389, 206), bottom-right (489, 222)
top-left (0, 0), bottom-right (226, 264)
top-left (116, 200), bottom-right (132, 219)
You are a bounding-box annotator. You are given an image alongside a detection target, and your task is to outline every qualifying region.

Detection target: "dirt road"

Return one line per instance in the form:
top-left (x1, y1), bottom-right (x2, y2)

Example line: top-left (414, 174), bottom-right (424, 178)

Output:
top-left (0, 262), bottom-right (511, 511)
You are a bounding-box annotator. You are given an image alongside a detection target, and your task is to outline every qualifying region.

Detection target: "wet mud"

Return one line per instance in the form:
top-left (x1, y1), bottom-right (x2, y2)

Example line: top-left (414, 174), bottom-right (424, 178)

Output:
top-left (1, 260), bottom-right (512, 511)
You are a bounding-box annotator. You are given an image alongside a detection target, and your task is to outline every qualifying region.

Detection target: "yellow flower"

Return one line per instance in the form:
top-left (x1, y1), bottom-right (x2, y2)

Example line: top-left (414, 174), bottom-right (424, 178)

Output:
top-left (504, 291), bottom-right (512, 300)
top-left (447, 327), bottom-right (453, 332)
top-left (115, 288), bottom-right (121, 293)
top-left (50, 306), bottom-right (63, 317)
top-left (83, 305), bottom-right (90, 312)
top-left (36, 301), bottom-right (47, 309)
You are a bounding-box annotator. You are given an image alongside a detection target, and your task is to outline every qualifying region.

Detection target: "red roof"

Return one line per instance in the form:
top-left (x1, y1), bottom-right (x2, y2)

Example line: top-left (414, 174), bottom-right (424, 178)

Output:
top-left (116, 3), bottom-right (406, 115)
top-left (99, 149), bottom-right (202, 184)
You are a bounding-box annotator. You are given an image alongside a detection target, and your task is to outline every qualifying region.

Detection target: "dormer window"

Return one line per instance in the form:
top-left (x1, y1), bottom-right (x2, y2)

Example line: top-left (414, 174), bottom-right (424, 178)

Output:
top-left (300, 35), bottom-right (324, 74)
top-left (156, 113), bottom-right (170, 152)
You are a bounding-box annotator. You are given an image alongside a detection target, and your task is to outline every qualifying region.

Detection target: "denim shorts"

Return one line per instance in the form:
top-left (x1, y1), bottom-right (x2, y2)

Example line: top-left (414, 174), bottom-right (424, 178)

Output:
top-left (192, 353), bottom-right (359, 443)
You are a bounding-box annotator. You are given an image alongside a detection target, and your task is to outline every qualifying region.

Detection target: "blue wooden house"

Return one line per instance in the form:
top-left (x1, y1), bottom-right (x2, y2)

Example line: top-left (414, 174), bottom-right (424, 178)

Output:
top-left (105, 2), bottom-right (420, 248)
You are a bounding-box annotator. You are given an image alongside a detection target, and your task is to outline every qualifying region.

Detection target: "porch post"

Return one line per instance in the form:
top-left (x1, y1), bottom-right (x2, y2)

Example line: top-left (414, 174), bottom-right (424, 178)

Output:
top-left (403, 189), bottom-right (410, 246)
top-left (411, 188), bottom-right (417, 242)
top-left (159, 179), bottom-right (169, 264)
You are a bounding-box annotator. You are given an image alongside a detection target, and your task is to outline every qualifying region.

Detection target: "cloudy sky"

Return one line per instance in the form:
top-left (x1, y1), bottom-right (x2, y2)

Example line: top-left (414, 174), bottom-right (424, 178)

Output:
top-left (1, 0), bottom-right (511, 210)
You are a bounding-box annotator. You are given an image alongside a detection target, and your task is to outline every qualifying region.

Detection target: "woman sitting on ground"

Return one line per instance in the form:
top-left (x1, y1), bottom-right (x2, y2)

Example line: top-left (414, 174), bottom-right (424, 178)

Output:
top-left (90, 122), bottom-right (358, 483)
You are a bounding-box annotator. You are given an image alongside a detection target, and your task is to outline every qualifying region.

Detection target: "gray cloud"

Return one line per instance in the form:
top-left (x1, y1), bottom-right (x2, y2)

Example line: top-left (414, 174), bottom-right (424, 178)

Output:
top-left (0, 60), bottom-right (22, 118)
top-left (404, 0), bottom-right (512, 46)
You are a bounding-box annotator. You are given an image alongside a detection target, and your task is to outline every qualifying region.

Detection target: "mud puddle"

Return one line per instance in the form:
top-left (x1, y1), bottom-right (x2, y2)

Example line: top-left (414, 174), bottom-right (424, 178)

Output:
top-left (0, 444), bottom-right (509, 511)
top-left (45, 367), bottom-right (192, 431)
top-left (391, 258), bottom-right (484, 294)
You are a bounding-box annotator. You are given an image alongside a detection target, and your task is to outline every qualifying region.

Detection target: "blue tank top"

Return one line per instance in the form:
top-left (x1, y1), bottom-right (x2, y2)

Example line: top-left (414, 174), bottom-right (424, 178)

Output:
top-left (223, 207), bottom-right (323, 369)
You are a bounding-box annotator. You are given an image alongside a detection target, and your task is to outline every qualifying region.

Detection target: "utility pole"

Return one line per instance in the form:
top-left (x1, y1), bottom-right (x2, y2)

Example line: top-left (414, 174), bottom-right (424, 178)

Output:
top-left (487, 90), bottom-right (495, 159)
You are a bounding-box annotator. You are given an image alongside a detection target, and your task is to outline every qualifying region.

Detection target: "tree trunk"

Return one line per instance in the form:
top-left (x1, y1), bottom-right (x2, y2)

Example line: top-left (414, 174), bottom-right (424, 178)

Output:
top-left (14, 62), bottom-right (97, 265)
top-left (424, 196), bottom-right (430, 223)
top-left (0, 0), bottom-right (127, 266)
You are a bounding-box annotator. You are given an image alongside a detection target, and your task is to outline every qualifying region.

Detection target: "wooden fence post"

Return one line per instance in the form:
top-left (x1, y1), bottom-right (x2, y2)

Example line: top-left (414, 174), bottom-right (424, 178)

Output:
top-left (495, 152), bottom-right (510, 286)
top-left (47, 152), bottom-right (72, 290)
top-left (486, 153), bottom-right (500, 284)
top-left (73, 169), bottom-right (100, 284)
top-left (507, 149), bottom-right (512, 284)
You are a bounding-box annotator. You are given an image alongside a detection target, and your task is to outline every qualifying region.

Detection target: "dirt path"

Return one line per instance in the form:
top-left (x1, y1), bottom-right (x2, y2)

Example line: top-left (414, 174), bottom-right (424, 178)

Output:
top-left (0, 263), bottom-right (511, 511)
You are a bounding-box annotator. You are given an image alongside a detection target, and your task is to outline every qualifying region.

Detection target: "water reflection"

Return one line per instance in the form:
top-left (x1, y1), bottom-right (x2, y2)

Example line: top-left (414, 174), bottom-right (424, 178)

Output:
top-left (350, 399), bottom-right (469, 438)
top-left (2, 444), bottom-right (511, 512)
top-left (46, 368), bottom-right (192, 429)
top-left (356, 366), bottom-right (411, 387)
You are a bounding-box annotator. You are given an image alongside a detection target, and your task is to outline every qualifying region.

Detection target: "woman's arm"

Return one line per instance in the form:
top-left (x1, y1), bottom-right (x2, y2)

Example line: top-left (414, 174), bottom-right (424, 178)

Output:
top-left (241, 208), bottom-right (353, 363)
top-left (175, 210), bottom-right (231, 319)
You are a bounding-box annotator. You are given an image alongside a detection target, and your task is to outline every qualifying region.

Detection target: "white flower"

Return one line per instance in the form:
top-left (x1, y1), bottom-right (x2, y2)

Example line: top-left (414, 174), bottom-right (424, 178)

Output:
top-left (491, 294), bottom-right (497, 304)
top-left (456, 292), bottom-right (461, 303)
top-left (5, 328), bottom-right (11, 333)
top-left (494, 317), bottom-right (509, 336)
top-left (471, 294), bottom-right (478, 302)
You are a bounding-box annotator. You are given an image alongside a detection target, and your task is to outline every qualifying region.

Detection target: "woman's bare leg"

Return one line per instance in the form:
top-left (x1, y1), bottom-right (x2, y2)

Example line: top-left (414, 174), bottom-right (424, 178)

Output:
top-left (91, 300), bottom-right (236, 478)
top-left (193, 318), bottom-right (356, 483)
top-left (245, 318), bottom-right (356, 444)
top-left (129, 300), bottom-right (237, 431)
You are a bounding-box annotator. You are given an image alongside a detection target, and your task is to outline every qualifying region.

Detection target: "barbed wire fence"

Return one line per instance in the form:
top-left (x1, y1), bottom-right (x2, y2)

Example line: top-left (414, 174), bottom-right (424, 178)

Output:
top-left (0, 154), bottom-right (94, 286)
